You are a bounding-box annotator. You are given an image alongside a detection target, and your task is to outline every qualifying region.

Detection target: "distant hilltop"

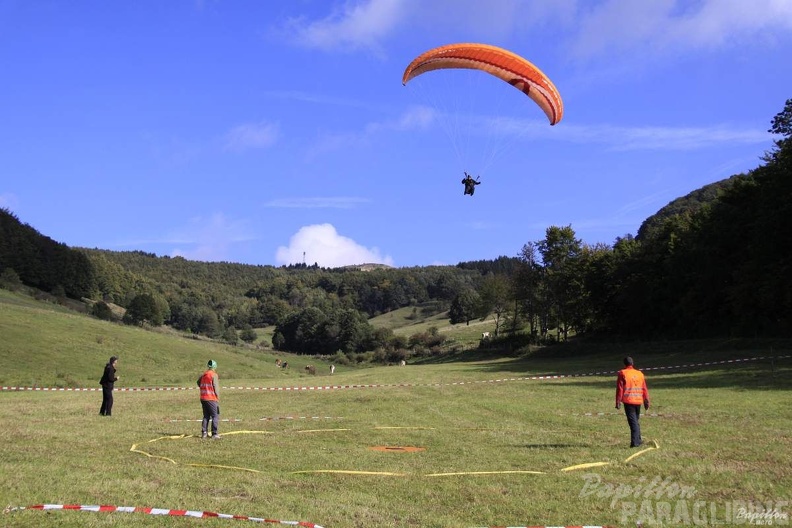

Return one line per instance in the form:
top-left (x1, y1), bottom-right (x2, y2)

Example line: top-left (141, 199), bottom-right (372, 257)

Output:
top-left (340, 263), bottom-right (393, 271)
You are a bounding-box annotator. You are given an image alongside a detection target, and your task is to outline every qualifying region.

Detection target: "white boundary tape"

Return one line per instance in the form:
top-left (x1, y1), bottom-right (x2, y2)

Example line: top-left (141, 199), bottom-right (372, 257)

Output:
top-left (3, 354), bottom-right (788, 393)
top-left (3, 503), bottom-right (323, 526)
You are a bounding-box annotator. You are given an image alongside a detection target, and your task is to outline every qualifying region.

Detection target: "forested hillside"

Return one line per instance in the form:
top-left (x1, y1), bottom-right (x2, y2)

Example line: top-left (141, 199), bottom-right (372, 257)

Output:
top-left (2, 99), bottom-right (791, 354)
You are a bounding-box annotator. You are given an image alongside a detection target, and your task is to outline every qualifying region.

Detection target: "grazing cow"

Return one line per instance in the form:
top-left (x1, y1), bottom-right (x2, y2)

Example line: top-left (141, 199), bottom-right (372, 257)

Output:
top-left (399, 360), bottom-right (406, 366)
top-left (481, 332), bottom-right (491, 340)
top-left (305, 365), bottom-right (316, 375)
top-left (330, 364), bottom-right (335, 374)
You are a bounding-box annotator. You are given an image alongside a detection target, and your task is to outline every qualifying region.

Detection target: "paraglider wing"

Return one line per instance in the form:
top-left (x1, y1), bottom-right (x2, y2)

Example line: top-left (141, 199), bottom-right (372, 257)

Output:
top-left (402, 43), bottom-right (563, 125)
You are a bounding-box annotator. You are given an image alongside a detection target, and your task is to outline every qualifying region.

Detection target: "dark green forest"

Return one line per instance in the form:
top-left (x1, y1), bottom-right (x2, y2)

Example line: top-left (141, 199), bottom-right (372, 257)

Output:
top-left (2, 100), bottom-right (791, 357)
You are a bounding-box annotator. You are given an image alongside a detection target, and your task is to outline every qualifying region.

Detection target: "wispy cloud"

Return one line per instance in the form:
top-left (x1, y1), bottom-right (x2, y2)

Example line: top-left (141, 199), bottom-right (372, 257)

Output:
top-left (561, 123), bottom-right (771, 151)
top-left (283, 0), bottom-right (407, 55)
top-left (308, 105), bottom-right (435, 156)
top-left (454, 114), bottom-right (771, 151)
top-left (223, 121), bottom-right (279, 152)
top-left (279, 0), bottom-right (792, 63)
top-left (278, 1), bottom-right (575, 55)
top-left (115, 213), bottom-right (258, 262)
top-left (275, 223), bottom-right (394, 267)
top-left (264, 197), bottom-right (370, 209)
top-left (570, 0), bottom-right (792, 60)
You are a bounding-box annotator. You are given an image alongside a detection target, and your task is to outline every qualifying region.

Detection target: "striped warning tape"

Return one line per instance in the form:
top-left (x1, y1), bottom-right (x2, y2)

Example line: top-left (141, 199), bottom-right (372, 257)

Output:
top-left (1, 504), bottom-right (615, 527)
top-left (3, 354), bottom-right (788, 392)
top-left (574, 412), bottom-right (675, 417)
top-left (167, 416), bottom-right (342, 423)
top-left (260, 415), bottom-right (343, 422)
top-left (168, 418), bottom-right (243, 422)
top-left (2, 503), bottom-right (323, 526)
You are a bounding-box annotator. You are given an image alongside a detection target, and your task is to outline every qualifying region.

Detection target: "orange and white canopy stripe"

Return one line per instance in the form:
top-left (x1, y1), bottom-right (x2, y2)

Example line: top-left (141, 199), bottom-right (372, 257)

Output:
top-left (402, 43), bottom-right (563, 126)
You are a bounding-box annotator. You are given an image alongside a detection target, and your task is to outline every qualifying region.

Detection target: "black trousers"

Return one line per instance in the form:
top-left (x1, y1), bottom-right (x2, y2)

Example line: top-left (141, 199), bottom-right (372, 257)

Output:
top-left (201, 400), bottom-right (220, 436)
top-left (624, 403), bottom-right (642, 447)
top-left (100, 385), bottom-right (114, 416)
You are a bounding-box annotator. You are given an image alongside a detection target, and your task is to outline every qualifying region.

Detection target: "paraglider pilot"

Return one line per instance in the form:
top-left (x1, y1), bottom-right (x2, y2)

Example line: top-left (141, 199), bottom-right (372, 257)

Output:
top-left (462, 172), bottom-right (480, 196)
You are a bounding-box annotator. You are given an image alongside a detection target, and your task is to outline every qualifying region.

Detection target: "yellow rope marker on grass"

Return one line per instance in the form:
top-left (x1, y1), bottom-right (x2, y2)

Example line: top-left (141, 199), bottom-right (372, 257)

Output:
top-left (185, 462), bottom-right (262, 473)
top-left (560, 461), bottom-right (611, 472)
top-left (624, 439), bottom-right (660, 463)
top-left (130, 430), bottom-right (661, 477)
top-left (374, 426), bottom-right (436, 430)
top-left (292, 470), bottom-right (408, 476)
top-left (296, 428), bottom-right (351, 433)
top-left (426, 470), bottom-right (546, 477)
top-left (129, 431), bottom-right (274, 472)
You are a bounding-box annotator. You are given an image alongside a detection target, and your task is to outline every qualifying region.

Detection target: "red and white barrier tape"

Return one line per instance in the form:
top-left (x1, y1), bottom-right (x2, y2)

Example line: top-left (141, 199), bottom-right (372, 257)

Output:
top-left (2, 504), bottom-right (616, 527)
top-left (167, 416), bottom-right (342, 423)
top-left (2, 504), bottom-right (323, 526)
top-left (3, 354), bottom-right (788, 393)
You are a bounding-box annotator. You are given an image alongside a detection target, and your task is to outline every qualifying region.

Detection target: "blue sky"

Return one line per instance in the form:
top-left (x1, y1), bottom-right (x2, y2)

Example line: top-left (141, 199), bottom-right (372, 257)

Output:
top-left (2, 1), bottom-right (790, 268)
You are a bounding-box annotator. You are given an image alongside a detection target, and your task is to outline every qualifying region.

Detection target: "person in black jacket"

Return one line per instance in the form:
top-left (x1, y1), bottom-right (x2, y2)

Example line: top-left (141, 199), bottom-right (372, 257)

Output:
top-left (99, 356), bottom-right (119, 416)
top-left (462, 172), bottom-right (481, 196)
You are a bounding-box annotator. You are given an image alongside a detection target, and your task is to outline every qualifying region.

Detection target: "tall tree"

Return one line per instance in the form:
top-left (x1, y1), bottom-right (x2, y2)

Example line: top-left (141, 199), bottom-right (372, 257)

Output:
top-left (536, 226), bottom-right (584, 340)
top-left (478, 274), bottom-right (511, 336)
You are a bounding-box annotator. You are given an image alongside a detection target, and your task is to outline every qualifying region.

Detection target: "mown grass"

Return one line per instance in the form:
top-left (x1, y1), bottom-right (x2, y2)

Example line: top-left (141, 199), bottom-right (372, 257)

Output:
top-left (1, 288), bottom-right (792, 527)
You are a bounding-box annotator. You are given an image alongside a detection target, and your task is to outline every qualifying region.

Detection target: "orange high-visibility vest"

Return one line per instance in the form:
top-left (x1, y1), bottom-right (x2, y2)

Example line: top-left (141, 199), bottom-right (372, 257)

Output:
top-left (199, 370), bottom-right (218, 401)
top-left (618, 367), bottom-right (647, 405)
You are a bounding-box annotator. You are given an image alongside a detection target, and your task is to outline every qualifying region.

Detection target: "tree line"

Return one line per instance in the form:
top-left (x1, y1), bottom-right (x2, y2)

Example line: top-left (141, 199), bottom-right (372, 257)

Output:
top-left (2, 99), bottom-right (790, 356)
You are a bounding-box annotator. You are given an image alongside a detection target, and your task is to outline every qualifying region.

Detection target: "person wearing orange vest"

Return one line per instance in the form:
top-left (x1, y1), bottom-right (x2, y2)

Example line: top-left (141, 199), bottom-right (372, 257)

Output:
top-left (197, 360), bottom-right (221, 439)
top-left (615, 356), bottom-right (650, 447)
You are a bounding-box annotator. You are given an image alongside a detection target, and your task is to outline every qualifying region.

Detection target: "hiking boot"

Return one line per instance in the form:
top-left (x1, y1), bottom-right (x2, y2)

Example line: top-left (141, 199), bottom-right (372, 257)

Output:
top-left (201, 433), bottom-right (208, 439)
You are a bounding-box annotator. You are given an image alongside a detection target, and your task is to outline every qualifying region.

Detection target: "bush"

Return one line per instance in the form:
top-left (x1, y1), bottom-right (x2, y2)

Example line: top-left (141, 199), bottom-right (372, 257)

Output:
top-left (0, 268), bottom-right (22, 291)
top-left (91, 301), bottom-right (115, 321)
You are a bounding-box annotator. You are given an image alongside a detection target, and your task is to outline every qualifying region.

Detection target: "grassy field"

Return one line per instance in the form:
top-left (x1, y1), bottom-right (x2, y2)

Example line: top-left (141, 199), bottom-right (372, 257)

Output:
top-left (1, 289), bottom-right (791, 527)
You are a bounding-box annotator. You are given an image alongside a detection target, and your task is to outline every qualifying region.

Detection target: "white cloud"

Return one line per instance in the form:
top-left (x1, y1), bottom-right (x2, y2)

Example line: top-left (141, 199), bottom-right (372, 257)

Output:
top-left (285, 0), bottom-right (407, 54)
top-left (280, 0), bottom-right (572, 54)
top-left (570, 0), bottom-right (792, 60)
top-left (281, 0), bottom-right (791, 63)
top-left (264, 197), bottom-right (370, 209)
top-left (533, 121), bottom-right (771, 151)
top-left (462, 115), bottom-right (770, 151)
top-left (275, 223), bottom-right (394, 268)
top-left (223, 121), bottom-right (279, 152)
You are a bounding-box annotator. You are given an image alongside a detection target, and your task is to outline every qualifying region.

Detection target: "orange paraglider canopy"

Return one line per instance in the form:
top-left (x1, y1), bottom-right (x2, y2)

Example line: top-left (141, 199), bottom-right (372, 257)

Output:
top-left (402, 43), bottom-right (563, 126)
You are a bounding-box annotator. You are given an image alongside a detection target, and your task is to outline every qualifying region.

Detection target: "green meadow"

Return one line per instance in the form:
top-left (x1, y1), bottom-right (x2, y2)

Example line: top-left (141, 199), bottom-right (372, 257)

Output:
top-left (1, 289), bottom-right (791, 527)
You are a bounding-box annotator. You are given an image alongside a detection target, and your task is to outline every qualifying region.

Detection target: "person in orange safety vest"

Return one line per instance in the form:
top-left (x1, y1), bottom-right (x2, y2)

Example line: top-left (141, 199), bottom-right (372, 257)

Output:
top-left (197, 360), bottom-right (221, 439)
top-left (615, 356), bottom-right (650, 447)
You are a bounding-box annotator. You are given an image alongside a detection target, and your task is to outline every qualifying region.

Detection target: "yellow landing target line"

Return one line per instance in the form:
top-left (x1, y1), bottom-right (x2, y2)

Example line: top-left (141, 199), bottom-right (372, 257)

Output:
top-left (624, 439), bottom-right (660, 463)
top-left (560, 461), bottom-right (611, 472)
top-left (130, 431), bottom-right (273, 472)
top-left (296, 428), bottom-right (351, 433)
top-left (131, 430), bottom-right (661, 476)
top-left (292, 470), bottom-right (407, 476)
top-left (427, 470), bottom-right (546, 477)
top-left (374, 426), bottom-right (436, 430)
